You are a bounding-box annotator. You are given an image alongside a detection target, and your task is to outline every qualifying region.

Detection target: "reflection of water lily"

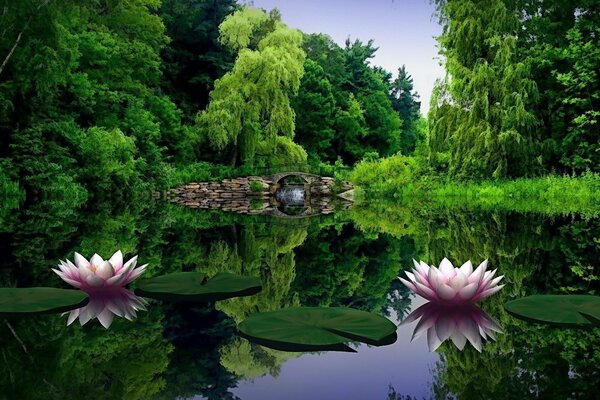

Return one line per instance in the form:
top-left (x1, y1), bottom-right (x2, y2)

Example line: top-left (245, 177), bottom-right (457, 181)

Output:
top-left (63, 287), bottom-right (148, 328)
top-left (53, 251), bottom-right (147, 290)
top-left (399, 258), bottom-right (504, 304)
top-left (400, 302), bottom-right (502, 352)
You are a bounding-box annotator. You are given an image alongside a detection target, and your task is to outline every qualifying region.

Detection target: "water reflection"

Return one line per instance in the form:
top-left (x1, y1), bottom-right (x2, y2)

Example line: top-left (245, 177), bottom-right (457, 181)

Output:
top-left (276, 186), bottom-right (305, 206)
top-left (1, 197), bottom-right (599, 399)
top-left (64, 287), bottom-right (147, 328)
top-left (400, 302), bottom-right (502, 352)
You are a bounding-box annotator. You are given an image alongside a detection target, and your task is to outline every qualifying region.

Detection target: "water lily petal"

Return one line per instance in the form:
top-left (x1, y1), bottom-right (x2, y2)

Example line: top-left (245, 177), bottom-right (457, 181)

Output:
top-left (468, 260), bottom-right (487, 284)
top-left (416, 260), bottom-right (430, 278)
top-left (66, 309), bottom-right (80, 326)
top-left (79, 264), bottom-right (94, 279)
top-left (399, 304), bottom-right (428, 327)
top-left (427, 327), bottom-right (443, 352)
top-left (122, 264), bottom-right (147, 284)
top-left (457, 316), bottom-right (482, 352)
top-left (106, 272), bottom-right (129, 287)
top-left (480, 269), bottom-right (497, 288)
top-left (436, 284), bottom-right (457, 301)
top-left (95, 261), bottom-right (115, 280)
top-left (439, 258), bottom-right (456, 279)
top-left (97, 308), bottom-right (114, 329)
top-left (415, 281), bottom-right (437, 301)
top-left (78, 308), bottom-right (94, 326)
top-left (435, 315), bottom-right (456, 342)
top-left (399, 277), bottom-right (417, 292)
top-left (428, 266), bottom-right (444, 288)
top-left (449, 272), bottom-right (468, 291)
top-left (412, 313), bottom-right (437, 340)
top-left (109, 250), bottom-right (124, 271)
top-left (122, 255), bottom-right (138, 271)
top-left (105, 298), bottom-right (125, 317)
top-left (74, 252), bottom-right (90, 269)
top-left (459, 260), bottom-right (473, 276)
top-left (458, 282), bottom-right (478, 301)
top-left (476, 284), bottom-right (505, 300)
top-left (90, 253), bottom-right (104, 267)
top-left (86, 274), bottom-right (105, 287)
top-left (450, 332), bottom-right (467, 350)
top-left (57, 261), bottom-right (70, 274)
top-left (489, 275), bottom-right (504, 288)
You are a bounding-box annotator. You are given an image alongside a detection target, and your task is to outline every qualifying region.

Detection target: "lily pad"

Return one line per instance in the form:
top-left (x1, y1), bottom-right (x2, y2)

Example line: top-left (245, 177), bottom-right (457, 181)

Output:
top-left (504, 295), bottom-right (600, 327)
top-left (0, 287), bottom-right (89, 315)
top-left (135, 272), bottom-right (262, 302)
top-left (238, 307), bottom-right (398, 352)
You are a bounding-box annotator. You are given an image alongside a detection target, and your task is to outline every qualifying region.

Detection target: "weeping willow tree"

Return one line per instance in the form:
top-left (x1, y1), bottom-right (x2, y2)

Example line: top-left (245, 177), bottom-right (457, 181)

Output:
top-left (197, 7), bottom-right (306, 166)
top-left (429, 0), bottom-right (539, 179)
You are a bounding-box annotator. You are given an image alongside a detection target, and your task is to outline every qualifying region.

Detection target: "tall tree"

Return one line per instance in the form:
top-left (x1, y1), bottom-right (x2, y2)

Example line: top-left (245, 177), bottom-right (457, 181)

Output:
top-left (160, 0), bottom-right (237, 117)
top-left (390, 65), bottom-right (422, 154)
top-left (510, 0), bottom-right (599, 174)
top-left (197, 7), bottom-right (306, 166)
top-left (429, 0), bottom-right (539, 179)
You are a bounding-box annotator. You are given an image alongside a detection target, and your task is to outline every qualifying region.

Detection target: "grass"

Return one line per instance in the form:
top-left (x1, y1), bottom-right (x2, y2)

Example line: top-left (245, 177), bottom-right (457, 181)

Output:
top-left (351, 156), bottom-right (600, 217)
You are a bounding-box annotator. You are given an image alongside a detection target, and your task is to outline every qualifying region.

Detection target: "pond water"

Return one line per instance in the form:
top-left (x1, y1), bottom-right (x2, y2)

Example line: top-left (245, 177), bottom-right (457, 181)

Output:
top-left (0, 195), bottom-right (598, 399)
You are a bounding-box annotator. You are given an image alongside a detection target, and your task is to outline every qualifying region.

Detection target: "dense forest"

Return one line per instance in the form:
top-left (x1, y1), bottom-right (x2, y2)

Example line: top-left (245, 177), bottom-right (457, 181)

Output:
top-left (1, 0), bottom-right (598, 210)
top-left (0, 0), bottom-right (421, 208)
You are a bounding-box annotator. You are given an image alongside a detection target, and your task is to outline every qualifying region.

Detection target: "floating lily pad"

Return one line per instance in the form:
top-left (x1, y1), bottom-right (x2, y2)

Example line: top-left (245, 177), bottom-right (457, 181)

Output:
top-left (135, 272), bottom-right (262, 302)
top-left (504, 295), bottom-right (600, 327)
top-left (0, 287), bottom-right (89, 315)
top-left (238, 307), bottom-right (398, 352)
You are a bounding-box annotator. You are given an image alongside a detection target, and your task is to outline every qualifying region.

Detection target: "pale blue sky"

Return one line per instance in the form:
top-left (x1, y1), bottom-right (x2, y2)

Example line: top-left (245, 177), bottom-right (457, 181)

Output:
top-left (245, 0), bottom-right (444, 114)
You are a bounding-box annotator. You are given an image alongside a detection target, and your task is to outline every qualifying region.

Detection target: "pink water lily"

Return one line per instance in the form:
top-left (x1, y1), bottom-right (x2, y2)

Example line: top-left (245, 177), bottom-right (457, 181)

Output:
top-left (53, 250), bottom-right (147, 290)
top-left (63, 287), bottom-right (148, 328)
top-left (400, 302), bottom-right (502, 352)
top-left (399, 258), bottom-right (504, 304)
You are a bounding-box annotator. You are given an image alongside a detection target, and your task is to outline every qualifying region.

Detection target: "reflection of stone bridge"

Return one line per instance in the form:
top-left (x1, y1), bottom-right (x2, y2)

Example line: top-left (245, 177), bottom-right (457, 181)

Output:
top-left (164, 173), bottom-right (353, 219)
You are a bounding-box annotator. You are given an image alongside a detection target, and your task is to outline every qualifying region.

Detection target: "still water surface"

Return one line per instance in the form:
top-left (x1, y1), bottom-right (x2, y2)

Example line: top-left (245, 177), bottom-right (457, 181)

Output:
top-left (0, 195), bottom-right (598, 399)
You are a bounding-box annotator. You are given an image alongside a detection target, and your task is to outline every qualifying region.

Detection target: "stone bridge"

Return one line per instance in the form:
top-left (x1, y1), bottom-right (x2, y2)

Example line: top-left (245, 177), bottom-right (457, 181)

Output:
top-left (163, 173), bottom-right (354, 219)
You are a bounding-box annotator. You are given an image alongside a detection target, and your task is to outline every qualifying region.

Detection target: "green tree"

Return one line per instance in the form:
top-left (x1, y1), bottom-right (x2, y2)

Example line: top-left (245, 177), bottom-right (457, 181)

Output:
top-left (159, 0), bottom-right (237, 117)
top-left (429, 0), bottom-right (539, 179)
top-left (292, 59), bottom-right (337, 163)
top-left (389, 65), bottom-right (422, 154)
top-left (197, 7), bottom-right (306, 166)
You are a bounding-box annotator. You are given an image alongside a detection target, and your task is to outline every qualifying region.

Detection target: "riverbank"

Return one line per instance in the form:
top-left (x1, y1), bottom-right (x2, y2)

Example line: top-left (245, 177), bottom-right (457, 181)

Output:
top-left (350, 156), bottom-right (600, 217)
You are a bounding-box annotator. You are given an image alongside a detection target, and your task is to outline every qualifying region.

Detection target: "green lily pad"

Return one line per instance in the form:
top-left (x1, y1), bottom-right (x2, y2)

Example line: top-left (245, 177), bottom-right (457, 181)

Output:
top-left (0, 287), bottom-right (89, 315)
top-left (238, 307), bottom-right (398, 352)
top-left (579, 312), bottom-right (600, 326)
top-left (504, 295), bottom-right (600, 327)
top-left (135, 272), bottom-right (262, 302)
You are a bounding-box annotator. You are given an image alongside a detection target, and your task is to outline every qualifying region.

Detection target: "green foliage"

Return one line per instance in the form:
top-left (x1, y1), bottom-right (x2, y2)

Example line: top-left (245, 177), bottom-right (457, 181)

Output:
top-left (352, 154), bottom-right (600, 217)
top-left (255, 136), bottom-right (308, 167)
top-left (249, 180), bottom-right (264, 193)
top-left (293, 34), bottom-right (404, 165)
top-left (388, 65), bottom-right (422, 154)
top-left (429, 0), bottom-right (539, 179)
top-left (160, 0), bottom-right (237, 117)
top-left (197, 7), bottom-right (306, 166)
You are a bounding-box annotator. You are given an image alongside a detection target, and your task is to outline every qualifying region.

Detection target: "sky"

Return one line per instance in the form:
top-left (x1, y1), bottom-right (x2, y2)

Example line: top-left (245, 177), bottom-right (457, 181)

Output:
top-left (245, 0), bottom-right (445, 114)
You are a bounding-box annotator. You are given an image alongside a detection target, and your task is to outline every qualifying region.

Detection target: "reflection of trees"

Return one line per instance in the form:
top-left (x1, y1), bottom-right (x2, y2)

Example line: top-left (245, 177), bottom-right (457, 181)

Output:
top-left (0, 309), bottom-right (171, 400)
top-left (156, 304), bottom-right (240, 400)
top-left (293, 222), bottom-right (405, 314)
top-left (220, 338), bottom-right (296, 379)
top-left (431, 213), bottom-right (600, 399)
top-left (351, 202), bottom-right (600, 399)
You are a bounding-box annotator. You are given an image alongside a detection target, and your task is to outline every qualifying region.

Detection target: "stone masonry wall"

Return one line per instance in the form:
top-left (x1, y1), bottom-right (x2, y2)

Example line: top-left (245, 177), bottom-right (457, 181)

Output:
top-left (162, 176), bottom-right (353, 215)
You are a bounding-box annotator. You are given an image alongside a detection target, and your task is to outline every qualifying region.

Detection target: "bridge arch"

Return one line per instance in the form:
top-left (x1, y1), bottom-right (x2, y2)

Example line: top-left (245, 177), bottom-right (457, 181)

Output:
top-left (265, 172), bottom-right (320, 186)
